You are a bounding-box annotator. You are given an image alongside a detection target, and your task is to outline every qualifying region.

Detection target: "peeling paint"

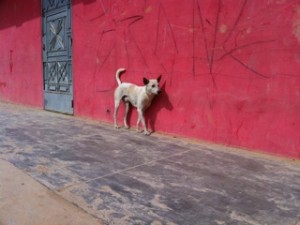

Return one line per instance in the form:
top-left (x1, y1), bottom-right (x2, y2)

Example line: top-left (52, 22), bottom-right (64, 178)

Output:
top-left (219, 24), bottom-right (227, 33)
top-left (293, 5), bottom-right (300, 44)
top-left (145, 6), bottom-right (152, 14)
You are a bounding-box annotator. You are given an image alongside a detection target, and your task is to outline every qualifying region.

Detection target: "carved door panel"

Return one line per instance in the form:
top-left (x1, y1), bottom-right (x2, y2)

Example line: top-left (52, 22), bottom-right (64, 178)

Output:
top-left (42, 0), bottom-right (73, 114)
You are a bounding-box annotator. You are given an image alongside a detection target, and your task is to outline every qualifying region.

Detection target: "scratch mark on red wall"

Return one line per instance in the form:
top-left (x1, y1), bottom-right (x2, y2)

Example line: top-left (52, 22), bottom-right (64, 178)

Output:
top-left (9, 50), bottom-right (13, 73)
top-left (218, 40), bottom-right (276, 61)
top-left (0, 82), bottom-right (7, 88)
top-left (222, 0), bottom-right (248, 45)
top-left (194, 0), bottom-right (211, 77)
top-left (154, 3), bottom-right (179, 55)
top-left (209, 0), bottom-right (221, 82)
top-left (229, 53), bottom-right (269, 78)
top-left (118, 15), bottom-right (144, 27)
top-left (130, 30), bottom-right (151, 71)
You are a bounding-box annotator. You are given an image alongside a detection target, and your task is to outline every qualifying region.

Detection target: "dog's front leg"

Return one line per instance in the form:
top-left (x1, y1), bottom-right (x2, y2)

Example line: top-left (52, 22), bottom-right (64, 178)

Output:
top-left (136, 116), bottom-right (141, 132)
top-left (137, 108), bottom-right (150, 135)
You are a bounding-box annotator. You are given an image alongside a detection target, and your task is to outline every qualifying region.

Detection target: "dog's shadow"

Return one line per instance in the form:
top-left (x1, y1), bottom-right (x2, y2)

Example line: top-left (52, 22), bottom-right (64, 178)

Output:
top-left (145, 82), bottom-right (173, 133)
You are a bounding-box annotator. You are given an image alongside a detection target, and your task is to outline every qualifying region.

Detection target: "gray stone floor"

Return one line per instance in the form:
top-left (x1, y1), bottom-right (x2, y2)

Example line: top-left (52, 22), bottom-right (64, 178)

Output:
top-left (0, 102), bottom-right (299, 225)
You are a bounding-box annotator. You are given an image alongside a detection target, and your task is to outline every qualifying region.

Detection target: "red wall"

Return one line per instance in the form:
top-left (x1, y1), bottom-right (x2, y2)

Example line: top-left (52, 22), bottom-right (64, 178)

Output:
top-left (73, 0), bottom-right (300, 158)
top-left (0, 0), bottom-right (299, 159)
top-left (0, 0), bottom-right (43, 107)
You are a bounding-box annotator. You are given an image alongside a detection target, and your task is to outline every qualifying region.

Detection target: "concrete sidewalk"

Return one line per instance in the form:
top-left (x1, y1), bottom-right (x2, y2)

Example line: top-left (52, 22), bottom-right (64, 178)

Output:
top-left (0, 159), bottom-right (102, 225)
top-left (0, 102), bottom-right (300, 225)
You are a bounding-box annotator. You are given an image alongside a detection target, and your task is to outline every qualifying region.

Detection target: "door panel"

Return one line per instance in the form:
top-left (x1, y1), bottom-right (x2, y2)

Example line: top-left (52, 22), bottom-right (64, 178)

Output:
top-left (42, 0), bottom-right (73, 114)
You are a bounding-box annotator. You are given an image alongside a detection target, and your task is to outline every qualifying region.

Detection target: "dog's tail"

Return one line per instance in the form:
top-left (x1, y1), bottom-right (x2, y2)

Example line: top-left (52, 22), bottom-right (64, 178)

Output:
top-left (116, 68), bottom-right (126, 86)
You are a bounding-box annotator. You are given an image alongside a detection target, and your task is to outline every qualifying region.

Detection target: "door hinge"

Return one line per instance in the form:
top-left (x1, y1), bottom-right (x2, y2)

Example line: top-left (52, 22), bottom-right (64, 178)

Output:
top-left (71, 100), bottom-right (74, 108)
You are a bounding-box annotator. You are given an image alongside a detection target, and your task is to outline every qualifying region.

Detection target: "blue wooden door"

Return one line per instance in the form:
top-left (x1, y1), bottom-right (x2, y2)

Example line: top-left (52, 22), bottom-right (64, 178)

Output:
top-left (42, 0), bottom-right (73, 114)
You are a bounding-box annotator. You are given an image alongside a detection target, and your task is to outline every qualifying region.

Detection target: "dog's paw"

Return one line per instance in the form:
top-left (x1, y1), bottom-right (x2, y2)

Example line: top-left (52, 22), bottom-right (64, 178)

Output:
top-left (124, 125), bottom-right (129, 129)
top-left (115, 125), bottom-right (120, 129)
top-left (143, 130), bottom-right (151, 136)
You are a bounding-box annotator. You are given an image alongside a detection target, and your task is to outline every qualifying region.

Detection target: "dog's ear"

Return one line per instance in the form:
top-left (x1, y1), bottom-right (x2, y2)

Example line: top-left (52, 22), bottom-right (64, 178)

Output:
top-left (143, 77), bottom-right (149, 85)
top-left (157, 75), bottom-right (162, 83)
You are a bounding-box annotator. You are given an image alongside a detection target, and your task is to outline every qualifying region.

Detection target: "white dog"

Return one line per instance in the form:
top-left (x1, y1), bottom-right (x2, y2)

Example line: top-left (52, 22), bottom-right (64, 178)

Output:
top-left (114, 68), bottom-right (162, 135)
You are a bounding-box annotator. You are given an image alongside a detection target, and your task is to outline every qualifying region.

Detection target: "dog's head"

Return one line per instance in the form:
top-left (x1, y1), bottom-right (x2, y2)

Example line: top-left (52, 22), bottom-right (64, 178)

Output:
top-left (143, 75), bottom-right (162, 95)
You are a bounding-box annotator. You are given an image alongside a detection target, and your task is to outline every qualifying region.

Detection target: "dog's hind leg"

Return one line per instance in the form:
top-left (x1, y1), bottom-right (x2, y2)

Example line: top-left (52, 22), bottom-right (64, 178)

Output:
top-left (124, 102), bottom-right (130, 129)
top-left (114, 99), bottom-right (121, 129)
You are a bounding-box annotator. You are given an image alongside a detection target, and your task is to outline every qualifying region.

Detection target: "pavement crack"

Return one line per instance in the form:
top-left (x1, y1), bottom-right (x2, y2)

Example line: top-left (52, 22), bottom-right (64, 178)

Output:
top-left (55, 149), bottom-right (194, 193)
